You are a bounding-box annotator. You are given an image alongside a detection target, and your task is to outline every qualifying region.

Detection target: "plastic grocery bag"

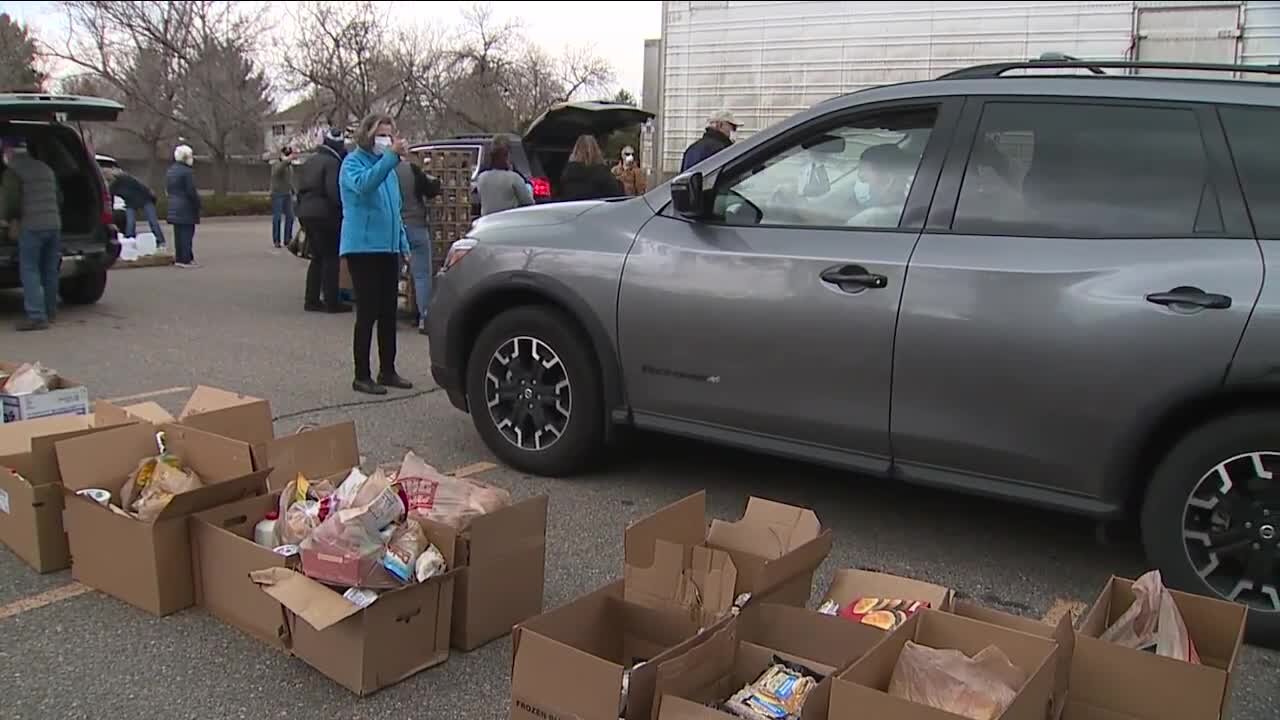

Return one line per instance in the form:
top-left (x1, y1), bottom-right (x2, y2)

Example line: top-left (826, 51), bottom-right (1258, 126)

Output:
top-left (888, 642), bottom-right (1026, 720)
top-left (1100, 570), bottom-right (1201, 663)
top-left (122, 454), bottom-right (203, 522)
top-left (396, 451), bottom-right (511, 529)
top-left (300, 509), bottom-right (386, 586)
top-left (276, 473), bottom-right (336, 545)
top-left (1, 362), bottom-right (56, 394)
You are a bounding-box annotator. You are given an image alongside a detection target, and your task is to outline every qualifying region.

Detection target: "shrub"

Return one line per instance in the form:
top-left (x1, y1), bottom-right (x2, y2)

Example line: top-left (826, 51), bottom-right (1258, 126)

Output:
top-left (154, 192), bottom-right (273, 218)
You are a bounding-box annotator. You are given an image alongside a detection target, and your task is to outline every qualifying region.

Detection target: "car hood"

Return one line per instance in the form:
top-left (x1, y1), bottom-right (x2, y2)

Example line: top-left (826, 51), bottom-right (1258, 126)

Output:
top-left (523, 101), bottom-right (654, 147)
top-left (471, 200), bottom-right (605, 233)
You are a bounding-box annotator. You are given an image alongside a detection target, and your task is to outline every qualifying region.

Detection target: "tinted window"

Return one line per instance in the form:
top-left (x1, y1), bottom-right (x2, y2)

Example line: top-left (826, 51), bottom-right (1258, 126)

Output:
top-left (1220, 106), bottom-right (1280, 239)
top-left (716, 107), bottom-right (936, 229)
top-left (954, 103), bottom-right (1220, 238)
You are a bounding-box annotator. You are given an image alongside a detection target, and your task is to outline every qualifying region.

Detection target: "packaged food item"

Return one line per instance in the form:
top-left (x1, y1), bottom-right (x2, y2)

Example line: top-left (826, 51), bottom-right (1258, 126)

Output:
top-left (119, 434), bottom-right (203, 522)
top-left (300, 510), bottom-right (386, 587)
top-left (76, 488), bottom-right (112, 507)
top-left (254, 510), bottom-right (279, 547)
top-left (1100, 569), bottom-right (1200, 663)
top-left (723, 657), bottom-right (823, 720)
top-left (887, 641), bottom-right (1026, 720)
top-left (343, 587), bottom-right (379, 609)
top-left (382, 520), bottom-right (428, 583)
top-left (415, 544), bottom-right (447, 582)
top-left (837, 597), bottom-right (930, 631)
top-left (1, 362), bottom-right (56, 394)
top-left (337, 467), bottom-right (404, 533)
top-left (817, 599), bottom-right (841, 616)
top-left (396, 450), bottom-right (512, 529)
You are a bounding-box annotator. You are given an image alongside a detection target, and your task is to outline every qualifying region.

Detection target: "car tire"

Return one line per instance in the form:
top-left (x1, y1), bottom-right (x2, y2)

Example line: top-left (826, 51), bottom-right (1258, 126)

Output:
top-left (1141, 410), bottom-right (1280, 647)
top-left (59, 268), bottom-right (108, 305)
top-left (465, 305), bottom-right (603, 476)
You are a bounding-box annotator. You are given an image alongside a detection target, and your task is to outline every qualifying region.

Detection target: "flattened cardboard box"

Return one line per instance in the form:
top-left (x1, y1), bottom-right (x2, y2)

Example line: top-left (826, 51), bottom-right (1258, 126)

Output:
top-left (57, 422), bottom-right (266, 616)
top-left (0, 413), bottom-right (130, 572)
top-left (1071, 576), bottom-right (1246, 720)
top-left (953, 600), bottom-right (1074, 720)
top-left (655, 602), bottom-right (887, 720)
top-left (251, 522), bottom-right (458, 696)
top-left (624, 491), bottom-right (832, 607)
top-left (832, 609), bottom-right (1061, 720)
top-left (510, 580), bottom-right (729, 720)
top-left (0, 362), bottom-right (90, 424)
top-left (423, 492), bottom-right (549, 651)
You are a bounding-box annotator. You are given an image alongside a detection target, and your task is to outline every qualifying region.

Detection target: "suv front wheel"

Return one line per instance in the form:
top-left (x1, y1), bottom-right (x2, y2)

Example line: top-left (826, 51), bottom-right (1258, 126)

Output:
top-left (60, 268), bottom-right (108, 305)
top-left (1141, 410), bottom-right (1280, 646)
top-left (465, 306), bottom-right (603, 476)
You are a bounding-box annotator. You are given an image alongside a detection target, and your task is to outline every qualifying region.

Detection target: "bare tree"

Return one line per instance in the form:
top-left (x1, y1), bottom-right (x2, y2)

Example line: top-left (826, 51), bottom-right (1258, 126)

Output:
top-left (0, 13), bottom-right (47, 90)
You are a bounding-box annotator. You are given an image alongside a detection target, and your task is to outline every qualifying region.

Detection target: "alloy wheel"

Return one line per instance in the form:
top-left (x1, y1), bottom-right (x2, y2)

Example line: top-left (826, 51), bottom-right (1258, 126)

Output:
top-left (484, 336), bottom-right (572, 451)
top-left (1182, 451), bottom-right (1280, 612)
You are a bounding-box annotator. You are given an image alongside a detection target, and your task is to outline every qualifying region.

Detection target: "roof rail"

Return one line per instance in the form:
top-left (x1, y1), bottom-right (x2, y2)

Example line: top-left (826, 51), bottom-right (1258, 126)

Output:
top-left (939, 58), bottom-right (1280, 81)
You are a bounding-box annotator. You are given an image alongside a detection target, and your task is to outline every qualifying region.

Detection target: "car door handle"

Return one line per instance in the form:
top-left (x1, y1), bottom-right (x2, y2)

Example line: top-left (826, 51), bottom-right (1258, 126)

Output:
top-left (1145, 287), bottom-right (1232, 310)
top-left (820, 265), bottom-right (888, 291)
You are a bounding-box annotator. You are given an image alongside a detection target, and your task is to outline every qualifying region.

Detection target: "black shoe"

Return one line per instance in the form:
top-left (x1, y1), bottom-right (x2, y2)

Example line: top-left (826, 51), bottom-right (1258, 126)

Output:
top-left (352, 379), bottom-right (387, 395)
top-left (377, 373), bottom-right (413, 389)
top-left (304, 302), bottom-right (324, 312)
top-left (324, 303), bottom-right (353, 314)
top-left (16, 319), bottom-right (49, 332)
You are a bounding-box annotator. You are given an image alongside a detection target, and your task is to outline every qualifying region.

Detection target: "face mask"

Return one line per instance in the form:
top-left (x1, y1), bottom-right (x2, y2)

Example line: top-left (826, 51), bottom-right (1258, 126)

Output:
top-left (853, 179), bottom-right (872, 205)
top-left (374, 135), bottom-right (393, 152)
top-left (623, 153), bottom-right (634, 166)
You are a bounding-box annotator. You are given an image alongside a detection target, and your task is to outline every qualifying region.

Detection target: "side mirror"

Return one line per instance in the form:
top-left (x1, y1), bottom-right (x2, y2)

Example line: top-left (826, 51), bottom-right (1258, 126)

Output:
top-left (670, 171), bottom-right (707, 218)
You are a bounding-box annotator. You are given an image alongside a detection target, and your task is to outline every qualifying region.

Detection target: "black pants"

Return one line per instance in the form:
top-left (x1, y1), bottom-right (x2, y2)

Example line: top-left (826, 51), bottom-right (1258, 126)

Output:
top-left (301, 218), bottom-right (341, 308)
top-left (346, 252), bottom-right (400, 381)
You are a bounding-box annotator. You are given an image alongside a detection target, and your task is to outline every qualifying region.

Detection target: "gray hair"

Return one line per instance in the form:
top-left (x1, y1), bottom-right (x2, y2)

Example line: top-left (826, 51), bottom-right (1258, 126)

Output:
top-left (174, 144), bottom-right (194, 165)
top-left (352, 113), bottom-right (394, 152)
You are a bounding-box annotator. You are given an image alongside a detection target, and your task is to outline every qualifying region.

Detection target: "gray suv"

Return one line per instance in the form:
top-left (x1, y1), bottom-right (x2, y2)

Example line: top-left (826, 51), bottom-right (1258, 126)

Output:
top-left (428, 59), bottom-right (1280, 642)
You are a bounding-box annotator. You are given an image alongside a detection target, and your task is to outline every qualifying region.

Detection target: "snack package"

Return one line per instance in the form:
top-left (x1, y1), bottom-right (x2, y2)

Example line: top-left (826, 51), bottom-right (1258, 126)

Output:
top-left (887, 642), bottom-right (1026, 720)
top-left (300, 510), bottom-right (386, 587)
top-left (723, 657), bottom-right (823, 720)
top-left (1100, 570), bottom-right (1200, 663)
top-left (415, 544), bottom-right (447, 582)
top-left (396, 450), bottom-right (512, 529)
top-left (338, 467), bottom-right (404, 533)
top-left (383, 520), bottom-right (428, 583)
top-left (837, 597), bottom-right (930, 631)
top-left (119, 439), bottom-right (203, 522)
top-left (343, 587), bottom-right (379, 609)
top-left (1, 362), bottom-right (56, 394)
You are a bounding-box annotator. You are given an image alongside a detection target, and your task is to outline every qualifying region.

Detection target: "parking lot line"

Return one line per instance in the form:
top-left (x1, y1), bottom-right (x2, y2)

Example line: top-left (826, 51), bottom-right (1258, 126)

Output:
top-left (0, 582), bottom-right (92, 621)
top-left (105, 386), bottom-right (192, 403)
top-left (1041, 597), bottom-right (1088, 626)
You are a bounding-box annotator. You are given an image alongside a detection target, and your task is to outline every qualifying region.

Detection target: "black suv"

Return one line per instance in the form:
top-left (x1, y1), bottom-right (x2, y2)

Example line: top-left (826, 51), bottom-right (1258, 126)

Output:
top-left (0, 94), bottom-right (123, 306)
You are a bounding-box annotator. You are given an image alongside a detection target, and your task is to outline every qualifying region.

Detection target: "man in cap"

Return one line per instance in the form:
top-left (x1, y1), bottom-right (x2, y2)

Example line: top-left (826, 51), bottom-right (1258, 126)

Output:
top-left (680, 109), bottom-right (740, 172)
top-left (0, 137), bottom-right (63, 331)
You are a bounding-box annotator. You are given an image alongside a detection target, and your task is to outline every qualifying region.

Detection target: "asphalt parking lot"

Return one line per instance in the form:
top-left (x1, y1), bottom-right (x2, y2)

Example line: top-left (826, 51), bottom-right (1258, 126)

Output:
top-left (1, 216), bottom-right (1277, 719)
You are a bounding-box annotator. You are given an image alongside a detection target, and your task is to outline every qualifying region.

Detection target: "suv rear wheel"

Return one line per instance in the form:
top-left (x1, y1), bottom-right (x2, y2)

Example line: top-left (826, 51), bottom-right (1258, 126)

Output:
top-left (465, 306), bottom-right (603, 476)
top-left (1141, 410), bottom-right (1280, 646)
top-left (60, 268), bottom-right (108, 305)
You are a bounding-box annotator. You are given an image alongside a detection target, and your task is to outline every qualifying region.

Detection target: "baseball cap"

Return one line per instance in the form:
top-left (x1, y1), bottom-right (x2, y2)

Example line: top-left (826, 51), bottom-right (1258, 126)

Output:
top-left (708, 109), bottom-right (741, 128)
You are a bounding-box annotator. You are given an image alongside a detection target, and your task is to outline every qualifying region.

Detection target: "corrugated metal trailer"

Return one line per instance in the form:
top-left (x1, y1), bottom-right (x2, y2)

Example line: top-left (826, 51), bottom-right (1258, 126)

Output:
top-left (654, 0), bottom-right (1280, 175)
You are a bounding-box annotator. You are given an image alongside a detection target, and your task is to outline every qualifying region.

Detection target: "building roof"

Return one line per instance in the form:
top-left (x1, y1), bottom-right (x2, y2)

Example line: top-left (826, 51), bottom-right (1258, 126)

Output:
top-left (265, 98), bottom-right (322, 125)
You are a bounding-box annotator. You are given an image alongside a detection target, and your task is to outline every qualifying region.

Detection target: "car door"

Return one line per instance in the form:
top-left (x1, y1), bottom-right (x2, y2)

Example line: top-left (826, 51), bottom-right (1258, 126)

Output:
top-left (618, 99), bottom-right (960, 473)
top-left (891, 97), bottom-right (1262, 508)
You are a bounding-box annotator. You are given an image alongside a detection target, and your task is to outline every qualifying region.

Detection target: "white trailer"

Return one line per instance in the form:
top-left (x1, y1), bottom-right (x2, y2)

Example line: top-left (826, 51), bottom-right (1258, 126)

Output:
top-left (650, 0), bottom-right (1280, 175)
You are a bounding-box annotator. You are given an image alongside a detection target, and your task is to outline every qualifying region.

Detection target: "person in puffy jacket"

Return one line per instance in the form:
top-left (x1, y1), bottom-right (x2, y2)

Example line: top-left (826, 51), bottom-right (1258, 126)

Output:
top-left (165, 144), bottom-right (200, 267)
top-left (557, 135), bottom-right (622, 201)
top-left (339, 113), bottom-right (412, 395)
top-left (296, 128), bottom-right (348, 313)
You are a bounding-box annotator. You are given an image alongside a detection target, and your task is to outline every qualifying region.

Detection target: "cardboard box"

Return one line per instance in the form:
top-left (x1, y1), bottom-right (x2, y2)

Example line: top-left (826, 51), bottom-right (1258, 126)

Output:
top-left (0, 413), bottom-right (128, 572)
top-left (252, 420), bottom-right (359, 492)
top-left (93, 399), bottom-right (176, 426)
top-left (1071, 576), bottom-right (1246, 720)
top-left (832, 609), bottom-right (1061, 720)
top-left (177, 386), bottom-right (275, 447)
top-left (624, 492), bottom-right (833, 607)
top-left (626, 538), bottom-right (738, 627)
top-left (57, 422), bottom-right (267, 615)
top-left (511, 580), bottom-right (726, 720)
top-left (251, 523), bottom-right (458, 696)
top-left (954, 600), bottom-right (1075, 720)
top-left (655, 602), bottom-right (887, 720)
top-left (1, 363), bottom-right (90, 424)
top-left (192, 492), bottom-right (292, 649)
top-left (423, 493), bottom-right (550, 651)
top-left (821, 568), bottom-right (954, 624)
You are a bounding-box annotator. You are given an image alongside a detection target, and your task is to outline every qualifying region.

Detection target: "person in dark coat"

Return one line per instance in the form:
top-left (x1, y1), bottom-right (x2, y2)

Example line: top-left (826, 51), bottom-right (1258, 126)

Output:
top-left (296, 128), bottom-right (349, 313)
top-left (680, 109), bottom-right (740, 172)
top-left (165, 144), bottom-right (200, 268)
top-left (109, 171), bottom-right (166, 247)
top-left (1, 136), bottom-right (63, 331)
top-left (557, 135), bottom-right (622, 201)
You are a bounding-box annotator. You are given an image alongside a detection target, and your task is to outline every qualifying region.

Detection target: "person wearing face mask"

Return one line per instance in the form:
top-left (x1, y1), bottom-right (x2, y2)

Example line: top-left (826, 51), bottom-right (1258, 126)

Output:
top-left (611, 145), bottom-right (647, 196)
top-left (848, 143), bottom-right (913, 228)
top-left (339, 113), bottom-right (412, 395)
top-left (680, 109), bottom-right (740, 172)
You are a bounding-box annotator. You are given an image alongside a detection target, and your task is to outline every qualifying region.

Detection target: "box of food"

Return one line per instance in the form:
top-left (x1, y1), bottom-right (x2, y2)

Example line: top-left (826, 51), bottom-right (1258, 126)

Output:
top-left (0, 362), bottom-right (89, 424)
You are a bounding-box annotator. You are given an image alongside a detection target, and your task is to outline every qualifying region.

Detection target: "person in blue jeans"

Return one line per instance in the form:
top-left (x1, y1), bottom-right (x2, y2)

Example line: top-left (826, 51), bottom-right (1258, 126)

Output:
top-left (0, 136), bottom-right (63, 331)
top-left (166, 145), bottom-right (201, 267)
top-left (109, 171), bottom-right (166, 248)
top-left (395, 151), bottom-right (441, 333)
top-left (269, 147), bottom-right (296, 248)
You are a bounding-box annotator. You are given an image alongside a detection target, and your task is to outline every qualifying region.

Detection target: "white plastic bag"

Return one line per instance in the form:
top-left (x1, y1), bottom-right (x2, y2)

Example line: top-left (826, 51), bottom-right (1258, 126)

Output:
top-left (1100, 570), bottom-right (1201, 663)
top-left (2, 362), bottom-right (56, 394)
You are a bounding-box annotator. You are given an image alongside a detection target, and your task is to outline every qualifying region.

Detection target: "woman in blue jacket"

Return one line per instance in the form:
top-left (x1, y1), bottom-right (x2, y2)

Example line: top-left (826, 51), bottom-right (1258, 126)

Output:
top-left (340, 113), bottom-right (412, 395)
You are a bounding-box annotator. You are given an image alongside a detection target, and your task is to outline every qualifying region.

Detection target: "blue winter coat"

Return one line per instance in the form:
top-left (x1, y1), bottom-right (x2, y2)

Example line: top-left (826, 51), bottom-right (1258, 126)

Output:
top-left (165, 162), bottom-right (201, 225)
top-left (338, 148), bottom-right (409, 256)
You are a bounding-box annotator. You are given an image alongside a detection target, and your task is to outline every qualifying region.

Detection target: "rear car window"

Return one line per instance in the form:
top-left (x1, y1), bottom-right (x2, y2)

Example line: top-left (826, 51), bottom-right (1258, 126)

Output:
top-left (954, 102), bottom-right (1221, 238)
top-left (1219, 106), bottom-right (1280, 239)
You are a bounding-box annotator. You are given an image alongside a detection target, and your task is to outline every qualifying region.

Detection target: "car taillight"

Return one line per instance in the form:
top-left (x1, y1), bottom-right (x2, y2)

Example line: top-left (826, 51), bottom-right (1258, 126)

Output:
top-left (101, 188), bottom-right (113, 226)
top-left (441, 238), bottom-right (477, 273)
top-left (532, 176), bottom-right (551, 199)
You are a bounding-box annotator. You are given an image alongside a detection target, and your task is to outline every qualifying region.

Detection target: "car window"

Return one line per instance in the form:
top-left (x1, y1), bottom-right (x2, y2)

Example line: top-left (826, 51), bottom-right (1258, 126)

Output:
top-left (954, 102), bottom-right (1221, 238)
top-left (715, 107), bottom-right (937, 229)
top-left (1219, 106), bottom-right (1280, 239)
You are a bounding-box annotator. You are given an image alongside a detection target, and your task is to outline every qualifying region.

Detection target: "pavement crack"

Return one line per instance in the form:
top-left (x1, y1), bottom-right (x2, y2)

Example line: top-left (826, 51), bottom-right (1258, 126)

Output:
top-left (271, 386), bottom-right (442, 423)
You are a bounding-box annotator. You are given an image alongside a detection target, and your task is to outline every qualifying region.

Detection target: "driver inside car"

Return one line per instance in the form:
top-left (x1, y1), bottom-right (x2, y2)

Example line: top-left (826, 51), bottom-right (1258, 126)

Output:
top-left (847, 143), bottom-right (914, 227)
